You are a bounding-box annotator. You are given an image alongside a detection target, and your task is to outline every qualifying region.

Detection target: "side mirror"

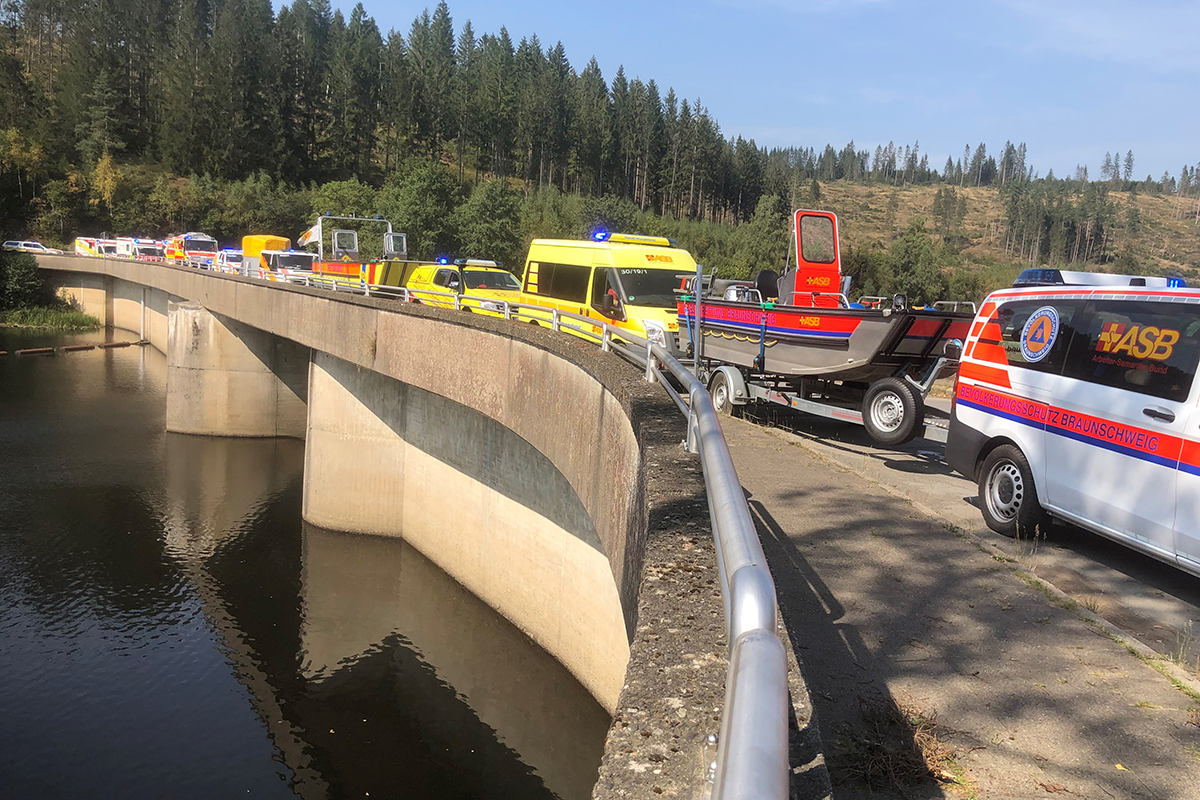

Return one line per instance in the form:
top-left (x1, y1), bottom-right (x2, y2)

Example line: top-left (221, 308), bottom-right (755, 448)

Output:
top-left (943, 339), bottom-right (963, 360)
top-left (602, 293), bottom-right (615, 313)
top-left (892, 293), bottom-right (907, 311)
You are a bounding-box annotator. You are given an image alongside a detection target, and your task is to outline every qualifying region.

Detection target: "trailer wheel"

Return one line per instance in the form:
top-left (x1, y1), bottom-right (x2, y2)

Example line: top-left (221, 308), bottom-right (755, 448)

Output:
top-left (709, 371), bottom-right (733, 415)
top-left (862, 378), bottom-right (923, 446)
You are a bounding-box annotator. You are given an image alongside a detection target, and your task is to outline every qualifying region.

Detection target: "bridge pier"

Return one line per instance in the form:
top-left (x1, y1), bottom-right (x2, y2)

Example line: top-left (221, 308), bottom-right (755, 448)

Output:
top-left (302, 351), bottom-right (630, 712)
top-left (166, 301), bottom-right (309, 438)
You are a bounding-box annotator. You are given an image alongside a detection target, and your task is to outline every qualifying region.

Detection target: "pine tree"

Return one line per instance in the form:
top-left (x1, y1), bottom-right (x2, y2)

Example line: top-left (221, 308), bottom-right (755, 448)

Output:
top-left (76, 67), bottom-right (126, 164)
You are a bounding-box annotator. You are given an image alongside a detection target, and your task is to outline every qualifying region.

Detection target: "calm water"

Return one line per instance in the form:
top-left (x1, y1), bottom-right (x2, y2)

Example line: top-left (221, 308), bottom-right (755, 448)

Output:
top-left (0, 329), bottom-right (609, 799)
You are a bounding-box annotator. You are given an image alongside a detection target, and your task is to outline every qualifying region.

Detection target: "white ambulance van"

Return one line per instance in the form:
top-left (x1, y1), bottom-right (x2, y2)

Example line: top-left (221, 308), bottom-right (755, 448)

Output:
top-left (946, 268), bottom-right (1200, 575)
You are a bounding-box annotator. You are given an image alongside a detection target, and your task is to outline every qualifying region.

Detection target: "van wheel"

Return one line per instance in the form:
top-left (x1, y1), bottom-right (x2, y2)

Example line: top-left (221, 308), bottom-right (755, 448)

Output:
top-left (709, 372), bottom-right (733, 415)
top-left (978, 445), bottom-right (1047, 538)
top-left (862, 378), bottom-right (922, 446)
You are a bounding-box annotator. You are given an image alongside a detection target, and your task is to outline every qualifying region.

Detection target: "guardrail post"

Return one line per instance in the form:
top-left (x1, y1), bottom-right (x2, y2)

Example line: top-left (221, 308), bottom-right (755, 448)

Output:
top-left (601, 326), bottom-right (611, 352)
top-left (504, 302), bottom-right (512, 321)
top-left (644, 340), bottom-right (656, 383)
top-left (551, 308), bottom-right (560, 332)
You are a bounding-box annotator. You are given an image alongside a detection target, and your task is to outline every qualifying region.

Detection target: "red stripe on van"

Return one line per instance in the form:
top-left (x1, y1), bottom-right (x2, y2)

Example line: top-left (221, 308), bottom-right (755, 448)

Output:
top-left (959, 360), bottom-right (1011, 388)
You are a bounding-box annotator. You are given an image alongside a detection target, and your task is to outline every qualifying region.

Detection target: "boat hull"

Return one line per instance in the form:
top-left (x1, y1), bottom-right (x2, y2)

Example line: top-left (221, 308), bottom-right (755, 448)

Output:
top-left (678, 299), bottom-right (972, 383)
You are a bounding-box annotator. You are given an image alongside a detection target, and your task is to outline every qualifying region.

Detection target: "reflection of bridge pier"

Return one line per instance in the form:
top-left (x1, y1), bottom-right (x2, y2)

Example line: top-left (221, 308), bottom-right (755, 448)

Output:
top-left (159, 433), bottom-right (328, 798)
top-left (300, 525), bottom-right (610, 800)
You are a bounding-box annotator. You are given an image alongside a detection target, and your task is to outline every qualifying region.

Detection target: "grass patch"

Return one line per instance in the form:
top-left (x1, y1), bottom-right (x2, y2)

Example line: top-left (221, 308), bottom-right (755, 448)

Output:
top-left (0, 306), bottom-right (101, 331)
top-left (832, 692), bottom-right (974, 796)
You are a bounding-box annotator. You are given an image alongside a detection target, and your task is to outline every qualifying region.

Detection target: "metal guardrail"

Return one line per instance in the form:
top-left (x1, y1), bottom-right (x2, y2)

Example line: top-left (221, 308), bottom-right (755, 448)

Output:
top-left (67, 255), bottom-right (791, 799)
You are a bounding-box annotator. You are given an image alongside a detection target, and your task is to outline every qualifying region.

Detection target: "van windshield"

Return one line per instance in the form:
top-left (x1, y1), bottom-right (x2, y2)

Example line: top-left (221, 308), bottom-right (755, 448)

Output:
top-left (617, 268), bottom-right (681, 308)
top-left (463, 269), bottom-right (520, 290)
top-left (275, 253), bottom-right (315, 270)
top-left (188, 240), bottom-right (218, 252)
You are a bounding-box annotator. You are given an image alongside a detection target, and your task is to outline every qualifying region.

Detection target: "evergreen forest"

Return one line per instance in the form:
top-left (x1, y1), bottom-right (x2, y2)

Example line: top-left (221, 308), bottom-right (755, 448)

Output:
top-left (2, 0), bottom-right (1198, 302)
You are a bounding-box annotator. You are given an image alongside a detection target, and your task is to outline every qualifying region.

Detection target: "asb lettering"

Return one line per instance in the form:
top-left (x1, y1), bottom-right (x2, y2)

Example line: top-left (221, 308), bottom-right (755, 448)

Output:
top-left (1096, 321), bottom-right (1179, 361)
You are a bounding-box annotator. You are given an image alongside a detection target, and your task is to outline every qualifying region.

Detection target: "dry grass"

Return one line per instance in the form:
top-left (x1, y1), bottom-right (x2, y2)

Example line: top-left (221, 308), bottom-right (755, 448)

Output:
top-left (832, 692), bottom-right (968, 796)
top-left (818, 182), bottom-right (1200, 277)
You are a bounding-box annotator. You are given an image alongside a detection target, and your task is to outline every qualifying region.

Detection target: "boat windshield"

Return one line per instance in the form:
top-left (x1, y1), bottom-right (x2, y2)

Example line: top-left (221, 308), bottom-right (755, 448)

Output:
top-left (617, 268), bottom-right (680, 308)
top-left (463, 269), bottom-right (520, 290)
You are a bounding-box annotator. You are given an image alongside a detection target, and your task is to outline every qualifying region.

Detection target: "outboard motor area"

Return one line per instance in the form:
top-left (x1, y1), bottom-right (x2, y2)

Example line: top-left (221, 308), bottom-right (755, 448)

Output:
top-left (779, 210), bottom-right (841, 308)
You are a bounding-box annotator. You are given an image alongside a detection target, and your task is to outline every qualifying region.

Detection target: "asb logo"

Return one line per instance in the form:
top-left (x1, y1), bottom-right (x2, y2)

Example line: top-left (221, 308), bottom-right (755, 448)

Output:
top-left (1020, 306), bottom-right (1059, 363)
top-left (805, 275), bottom-right (831, 286)
top-left (644, 254), bottom-right (673, 263)
top-left (1096, 322), bottom-right (1179, 361)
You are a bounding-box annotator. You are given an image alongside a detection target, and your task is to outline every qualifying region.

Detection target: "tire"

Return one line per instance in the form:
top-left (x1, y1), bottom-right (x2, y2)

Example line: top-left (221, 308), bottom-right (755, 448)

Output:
top-left (709, 371), bottom-right (733, 415)
top-left (977, 444), bottom-right (1048, 538)
top-left (861, 377), bottom-right (923, 446)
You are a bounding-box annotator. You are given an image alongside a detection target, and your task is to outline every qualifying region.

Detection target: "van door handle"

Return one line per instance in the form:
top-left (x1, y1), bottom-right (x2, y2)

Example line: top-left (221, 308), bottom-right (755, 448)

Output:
top-left (1142, 406), bottom-right (1175, 423)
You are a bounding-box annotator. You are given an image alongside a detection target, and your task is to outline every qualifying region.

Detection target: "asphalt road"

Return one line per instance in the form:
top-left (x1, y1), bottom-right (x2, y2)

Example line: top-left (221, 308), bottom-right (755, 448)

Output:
top-left (742, 398), bottom-right (1200, 668)
top-left (725, 409), bottom-right (1200, 799)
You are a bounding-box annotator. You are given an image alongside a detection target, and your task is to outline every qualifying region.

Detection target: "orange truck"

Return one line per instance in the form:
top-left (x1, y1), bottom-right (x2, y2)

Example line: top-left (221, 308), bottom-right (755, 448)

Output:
top-left (296, 214), bottom-right (415, 287)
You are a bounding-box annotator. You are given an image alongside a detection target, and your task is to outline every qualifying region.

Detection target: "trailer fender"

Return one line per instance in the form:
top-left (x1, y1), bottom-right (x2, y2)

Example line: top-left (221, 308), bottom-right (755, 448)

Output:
top-left (712, 366), bottom-right (748, 405)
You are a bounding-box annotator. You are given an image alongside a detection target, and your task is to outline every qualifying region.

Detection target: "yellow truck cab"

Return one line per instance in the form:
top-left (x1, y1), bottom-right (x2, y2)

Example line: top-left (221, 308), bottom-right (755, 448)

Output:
top-left (405, 258), bottom-right (522, 315)
top-left (519, 232), bottom-right (693, 349)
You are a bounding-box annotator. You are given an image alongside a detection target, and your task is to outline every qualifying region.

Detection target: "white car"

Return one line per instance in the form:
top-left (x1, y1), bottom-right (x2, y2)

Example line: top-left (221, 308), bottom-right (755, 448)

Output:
top-left (3, 240), bottom-right (64, 255)
top-left (947, 268), bottom-right (1200, 575)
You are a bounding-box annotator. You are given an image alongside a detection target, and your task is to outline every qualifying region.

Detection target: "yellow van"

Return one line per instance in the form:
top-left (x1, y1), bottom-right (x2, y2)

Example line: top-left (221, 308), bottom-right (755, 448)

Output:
top-left (518, 233), bottom-right (693, 349)
top-left (405, 258), bottom-right (522, 315)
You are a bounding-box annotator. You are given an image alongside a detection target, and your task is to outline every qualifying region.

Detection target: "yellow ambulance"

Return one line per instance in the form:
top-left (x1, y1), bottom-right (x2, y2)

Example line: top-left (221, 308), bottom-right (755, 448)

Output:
top-left (404, 258), bottom-right (522, 316)
top-left (517, 232), bottom-right (693, 350)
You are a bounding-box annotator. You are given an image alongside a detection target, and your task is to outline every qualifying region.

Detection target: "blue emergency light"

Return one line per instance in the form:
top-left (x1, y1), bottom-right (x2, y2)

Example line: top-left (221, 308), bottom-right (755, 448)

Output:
top-left (1169, 277), bottom-right (1187, 288)
top-left (593, 231), bottom-right (610, 241)
top-left (437, 257), bottom-right (450, 265)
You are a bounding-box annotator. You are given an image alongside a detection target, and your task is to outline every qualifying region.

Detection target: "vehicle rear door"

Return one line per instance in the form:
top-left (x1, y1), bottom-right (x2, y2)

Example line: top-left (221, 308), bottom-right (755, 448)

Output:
top-left (1047, 298), bottom-right (1199, 555)
top-left (1172, 315), bottom-right (1200, 570)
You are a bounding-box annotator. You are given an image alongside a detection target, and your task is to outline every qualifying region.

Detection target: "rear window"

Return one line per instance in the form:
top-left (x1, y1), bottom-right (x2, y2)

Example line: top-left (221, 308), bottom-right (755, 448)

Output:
top-left (994, 299), bottom-right (1079, 375)
top-left (1063, 300), bottom-right (1200, 402)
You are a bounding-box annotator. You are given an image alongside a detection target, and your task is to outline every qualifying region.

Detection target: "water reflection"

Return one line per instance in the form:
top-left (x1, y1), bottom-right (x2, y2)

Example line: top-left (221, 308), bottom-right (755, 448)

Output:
top-left (0, 331), bottom-right (608, 798)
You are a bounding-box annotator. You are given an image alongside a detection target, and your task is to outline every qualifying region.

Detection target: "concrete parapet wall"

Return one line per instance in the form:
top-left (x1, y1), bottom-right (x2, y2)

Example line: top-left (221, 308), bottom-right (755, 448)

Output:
top-left (166, 302), bottom-right (309, 438)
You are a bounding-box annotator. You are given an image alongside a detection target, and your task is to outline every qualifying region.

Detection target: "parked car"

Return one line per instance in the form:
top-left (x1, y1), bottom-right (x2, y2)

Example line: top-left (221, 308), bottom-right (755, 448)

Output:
top-left (3, 240), bottom-right (64, 255)
top-left (946, 267), bottom-right (1200, 576)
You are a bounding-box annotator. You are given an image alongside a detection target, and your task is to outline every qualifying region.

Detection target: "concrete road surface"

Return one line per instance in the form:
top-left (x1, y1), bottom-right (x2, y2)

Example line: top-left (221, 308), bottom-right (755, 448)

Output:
top-left (725, 414), bottom-right (1200, 799)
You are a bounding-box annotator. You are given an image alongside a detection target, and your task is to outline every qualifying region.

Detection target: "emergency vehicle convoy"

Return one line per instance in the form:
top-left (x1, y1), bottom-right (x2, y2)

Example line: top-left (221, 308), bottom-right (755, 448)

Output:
top-left (680, 210), bottom-right (974, 445)
top-left (945, 268), bottom-right (1200, 576)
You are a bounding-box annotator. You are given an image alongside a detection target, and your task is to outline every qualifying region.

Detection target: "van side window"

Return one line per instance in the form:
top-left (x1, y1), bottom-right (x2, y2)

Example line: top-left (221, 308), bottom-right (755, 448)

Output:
top-left (433, 268), bottom-right (455, 287)
top-left (537, 262), bottom-right (590, 303)
top-left (994, 300), bottom-right (1078, 374)
top-left (1063, 300), bottom-right (1200, 403)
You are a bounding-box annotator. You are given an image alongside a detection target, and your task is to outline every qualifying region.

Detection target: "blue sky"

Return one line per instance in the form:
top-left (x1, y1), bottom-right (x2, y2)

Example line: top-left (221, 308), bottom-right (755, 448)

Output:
top-left (339, 0), bottom-right (1198, 180)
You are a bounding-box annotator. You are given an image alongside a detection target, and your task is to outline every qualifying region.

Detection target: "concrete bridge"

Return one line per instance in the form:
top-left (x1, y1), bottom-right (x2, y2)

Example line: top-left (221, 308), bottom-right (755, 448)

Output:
top-left (37, 254), bottom-right (774, 798)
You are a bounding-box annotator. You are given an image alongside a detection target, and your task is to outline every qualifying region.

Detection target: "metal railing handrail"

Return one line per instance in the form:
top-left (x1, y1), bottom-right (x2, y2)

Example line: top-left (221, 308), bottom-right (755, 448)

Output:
top-left (67, 255), bottom-right (790, 800)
